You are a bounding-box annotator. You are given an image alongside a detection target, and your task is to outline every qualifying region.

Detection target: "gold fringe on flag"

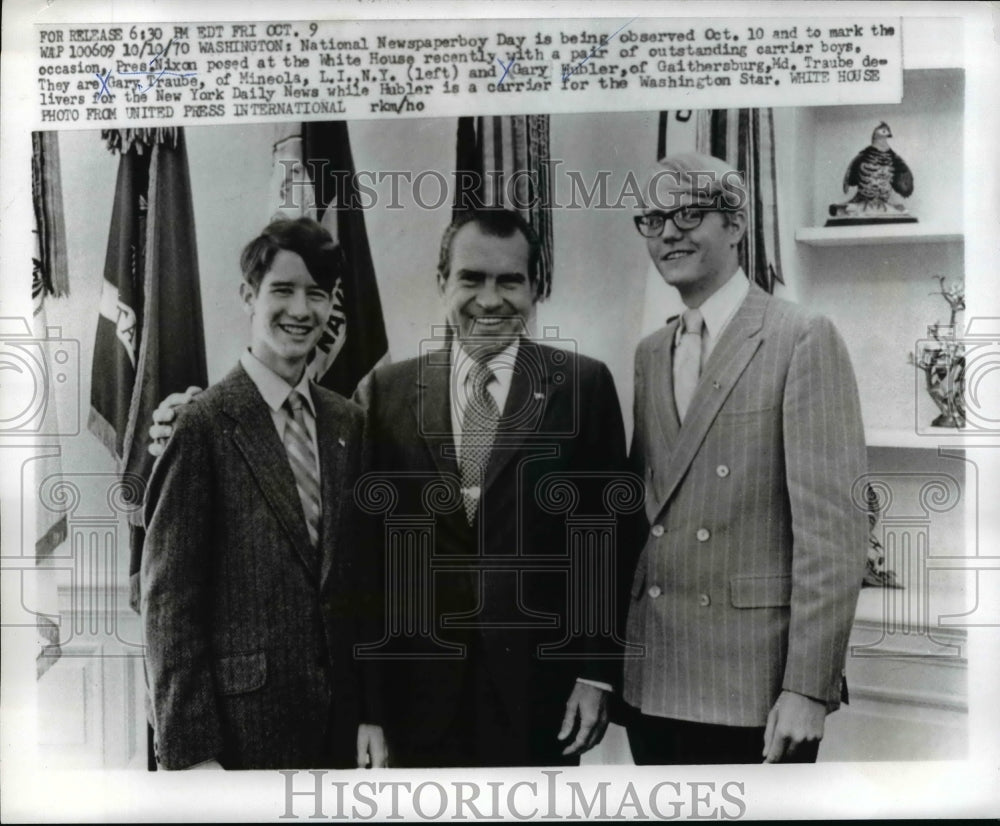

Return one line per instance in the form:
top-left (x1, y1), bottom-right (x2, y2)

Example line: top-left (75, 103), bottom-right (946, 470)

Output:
top-left (102, 128), bottom-right (180, 155)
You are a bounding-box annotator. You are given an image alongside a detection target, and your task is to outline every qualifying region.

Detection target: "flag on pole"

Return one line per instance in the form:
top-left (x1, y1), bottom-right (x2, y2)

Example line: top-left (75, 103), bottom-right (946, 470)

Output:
top-left (266, 122), bottom-right (388, 396)
top-left (87, 128), bottom-right (208, 610)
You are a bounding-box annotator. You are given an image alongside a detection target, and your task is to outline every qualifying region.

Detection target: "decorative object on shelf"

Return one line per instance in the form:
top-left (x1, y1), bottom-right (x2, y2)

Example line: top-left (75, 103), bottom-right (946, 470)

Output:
top-left (862, 490), bottom-right (902, 589)
top-left (910, 276), bottom-right (965, 428)
top-left (36, 616), bottom-right (63, 680)
top-left (827, 122), bottom-right (916, 226)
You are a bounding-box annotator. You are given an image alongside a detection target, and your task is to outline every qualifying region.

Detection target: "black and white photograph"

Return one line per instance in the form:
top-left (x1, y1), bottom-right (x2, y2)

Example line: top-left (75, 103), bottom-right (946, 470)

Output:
top-left (2, 1), bottom-right (998, 821)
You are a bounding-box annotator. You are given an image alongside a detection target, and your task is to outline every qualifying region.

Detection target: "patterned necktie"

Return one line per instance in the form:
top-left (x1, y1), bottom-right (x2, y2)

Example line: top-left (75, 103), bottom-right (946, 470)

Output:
top-left (459, 359), bottom-right (500, 524)
top-left (283, 390), bottom-right (321, 548)
top-left (673, 308), bottom-right (704, 423)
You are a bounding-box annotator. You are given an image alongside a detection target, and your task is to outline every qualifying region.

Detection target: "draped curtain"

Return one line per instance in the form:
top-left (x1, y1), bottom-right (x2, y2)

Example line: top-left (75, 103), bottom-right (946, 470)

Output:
top-left (30, 131), bottom-right (69, 678)
top-left (453, 115), bottom-right (554, 299)
top-left (658, 108), bottom-right (783, 294)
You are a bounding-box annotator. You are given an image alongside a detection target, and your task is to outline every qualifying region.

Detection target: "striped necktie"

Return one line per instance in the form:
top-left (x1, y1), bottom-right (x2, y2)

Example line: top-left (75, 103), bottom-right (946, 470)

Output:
top-left (459, 359), bottom-right (500, 524)
top-left (673, 308), bottom-right (704, 423)
top-left (283, 390), bottom-right (321, 548)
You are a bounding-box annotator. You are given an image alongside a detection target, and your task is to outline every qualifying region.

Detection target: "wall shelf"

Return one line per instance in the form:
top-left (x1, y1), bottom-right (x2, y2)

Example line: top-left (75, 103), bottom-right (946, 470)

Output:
top-left (866, 426), bottom-right (969, 449)
top-left (796, 225), bottom-right (963, 247)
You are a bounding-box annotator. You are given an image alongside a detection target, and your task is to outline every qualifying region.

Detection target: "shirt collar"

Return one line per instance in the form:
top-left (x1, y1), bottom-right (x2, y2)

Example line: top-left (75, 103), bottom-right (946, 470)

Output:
top-left (451, 337), bottom-right (520, 397)
top-left (684, 267), bottom-right (749, 342)
top-left (240, 349), bottom-right (316, 417)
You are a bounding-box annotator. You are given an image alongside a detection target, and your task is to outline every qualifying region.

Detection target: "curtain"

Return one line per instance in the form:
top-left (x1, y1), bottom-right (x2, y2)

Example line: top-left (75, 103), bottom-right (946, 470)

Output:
top-left (657, 108), bottom-right (783, 294)
top-left (29, 132), bottom-right (69, 678)
top-left (453, 115), bottom-right (554, 299)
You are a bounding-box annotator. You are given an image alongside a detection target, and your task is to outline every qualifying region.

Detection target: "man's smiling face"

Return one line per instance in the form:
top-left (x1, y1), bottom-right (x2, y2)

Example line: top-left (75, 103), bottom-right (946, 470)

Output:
top-left (644, 202), bottom-right (745, 297)
top-left (438, 221), bottom-right (537, 361)
top-left (242, 249), bottom-right (333, 382)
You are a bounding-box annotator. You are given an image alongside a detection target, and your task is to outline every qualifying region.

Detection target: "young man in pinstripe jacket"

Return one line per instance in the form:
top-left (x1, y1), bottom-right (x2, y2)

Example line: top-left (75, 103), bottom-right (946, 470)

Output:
top-left (622, 152), bottom-right (868, 764)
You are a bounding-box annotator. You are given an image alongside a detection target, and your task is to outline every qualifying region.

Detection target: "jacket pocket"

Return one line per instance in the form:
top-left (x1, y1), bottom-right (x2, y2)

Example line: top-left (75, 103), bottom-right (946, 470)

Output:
top-left (730, 574), bottom-right (791, 608)
top-left (216, 651), bottom-right (267, 695)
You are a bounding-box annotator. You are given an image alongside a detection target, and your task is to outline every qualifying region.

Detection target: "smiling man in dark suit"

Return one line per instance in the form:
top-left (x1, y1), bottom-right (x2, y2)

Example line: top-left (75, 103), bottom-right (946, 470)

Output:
top-left (356, 209), bottom-right (630, 767)
top-left (141, 218), bottom-right (386, 769)
top-left (622, 153), bottom-right (869, 764)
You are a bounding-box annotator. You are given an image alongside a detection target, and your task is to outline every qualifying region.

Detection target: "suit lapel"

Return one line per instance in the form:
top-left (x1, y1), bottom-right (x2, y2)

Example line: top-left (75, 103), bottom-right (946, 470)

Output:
top-left (652, 320), bottom-right (682, 452)
top-left (410, 340), bottom-right (552, 519)
top-left (314, 391), bottom-right (348, 590)
top-left (412, 346), bottom-right (460, 479)
top-left (651, 287), bottom-right (769, 524)
top-left (483, 338), bottom-right (549, 492)
top-left (221, 365), bottom-right (320, 577)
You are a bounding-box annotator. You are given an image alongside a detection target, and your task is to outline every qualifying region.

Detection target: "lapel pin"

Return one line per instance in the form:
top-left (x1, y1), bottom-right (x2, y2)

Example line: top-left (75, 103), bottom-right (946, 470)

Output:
top-left (338, 437), bottom-right (346, 447)
top-left (712, 381), bottom-right (721, 390)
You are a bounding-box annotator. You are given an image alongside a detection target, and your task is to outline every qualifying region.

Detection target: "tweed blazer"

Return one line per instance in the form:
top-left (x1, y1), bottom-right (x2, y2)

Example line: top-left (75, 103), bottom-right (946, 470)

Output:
top-left (624, 284), bottom-right (868, 727)
top-left (141, 364), bottom-right (375, 769)
top-left (356, 338), bottom-right (631, 762)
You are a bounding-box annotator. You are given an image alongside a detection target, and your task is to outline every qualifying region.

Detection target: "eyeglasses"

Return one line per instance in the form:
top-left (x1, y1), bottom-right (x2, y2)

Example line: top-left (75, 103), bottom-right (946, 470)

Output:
top-left (633, 206), bottom-right (716, 237)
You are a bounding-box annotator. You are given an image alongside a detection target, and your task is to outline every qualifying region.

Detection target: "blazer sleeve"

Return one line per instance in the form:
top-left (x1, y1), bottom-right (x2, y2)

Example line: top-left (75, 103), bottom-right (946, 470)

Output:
top-left (141, 403), bottom-right (224, 768)
top-left (353, 393), bottom-right (388, 727)
top-left (575, 359), bottom-right (632, 689)
top-left (780, 314), bottom-right (869, 706)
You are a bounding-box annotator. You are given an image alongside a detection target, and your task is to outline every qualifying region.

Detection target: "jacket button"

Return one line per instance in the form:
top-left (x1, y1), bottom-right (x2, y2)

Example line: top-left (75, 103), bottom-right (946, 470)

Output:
top-left (651, 524), bottom-right (665, 538)
top-left (716, 465), bottom-right (730, 478)
top-left (647, 585), bottom-right (662, 598)
top-left (696, 528), bottom-right (711, 542)
top-left (698, 593), bottom-right (711, 607)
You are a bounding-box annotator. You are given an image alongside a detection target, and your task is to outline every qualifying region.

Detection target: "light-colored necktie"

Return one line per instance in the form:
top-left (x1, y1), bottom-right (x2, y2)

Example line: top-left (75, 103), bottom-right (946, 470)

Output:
top-left (673, 308), bottom-right (704, 423)
top-left (459, 359), bottom-right (500, 524)
top-left (283, 390), bottom-right (321, 547)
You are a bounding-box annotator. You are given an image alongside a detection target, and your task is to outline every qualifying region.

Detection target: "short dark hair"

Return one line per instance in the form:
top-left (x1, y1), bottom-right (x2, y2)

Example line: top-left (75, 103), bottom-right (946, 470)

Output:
top-left (436, 209), bottom-right (543, 299)
top-left (240, 217), bottom-right (344, 293)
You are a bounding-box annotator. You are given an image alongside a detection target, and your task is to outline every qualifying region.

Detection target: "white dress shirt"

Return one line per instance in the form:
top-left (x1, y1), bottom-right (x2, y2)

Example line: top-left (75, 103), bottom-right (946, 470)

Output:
top-left (449, 338), bottom-right (519, 459)
top-left (673, 267), bottom-right (750, 364)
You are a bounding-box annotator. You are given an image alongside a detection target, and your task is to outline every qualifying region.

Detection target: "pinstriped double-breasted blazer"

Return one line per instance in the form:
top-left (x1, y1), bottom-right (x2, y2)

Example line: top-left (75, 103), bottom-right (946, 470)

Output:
top-left (141, 364), bottom-right (378, 769)
top-left (623, 284), bottom-right (868, 727)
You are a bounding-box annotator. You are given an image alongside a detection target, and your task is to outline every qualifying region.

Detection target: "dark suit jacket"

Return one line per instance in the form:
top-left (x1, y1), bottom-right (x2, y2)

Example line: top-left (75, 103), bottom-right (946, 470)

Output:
top-left (141, 364), bottom-right (377, 769)
top-left (356, 338), bottom-right (630, 763)
top-left (624, 284), bottom-right (868, 727)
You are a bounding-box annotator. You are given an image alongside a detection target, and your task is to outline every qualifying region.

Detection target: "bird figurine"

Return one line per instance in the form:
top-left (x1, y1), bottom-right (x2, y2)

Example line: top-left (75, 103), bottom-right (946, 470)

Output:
top-left (828, 122), bottom-right (916, 224)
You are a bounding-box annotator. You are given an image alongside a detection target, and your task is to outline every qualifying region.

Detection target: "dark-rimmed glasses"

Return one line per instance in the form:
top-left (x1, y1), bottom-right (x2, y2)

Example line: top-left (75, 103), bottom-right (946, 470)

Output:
top-left (633, 206), bottom-right (716, 238)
